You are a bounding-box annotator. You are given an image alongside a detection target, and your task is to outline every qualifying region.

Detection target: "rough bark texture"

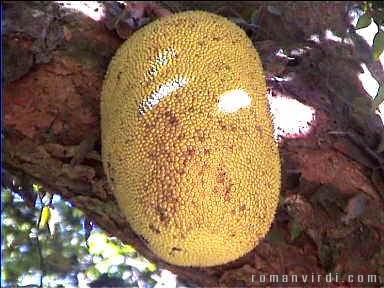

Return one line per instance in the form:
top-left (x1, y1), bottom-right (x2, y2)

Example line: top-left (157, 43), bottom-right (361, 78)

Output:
top-left (4, 1), bottom-right (384, 287)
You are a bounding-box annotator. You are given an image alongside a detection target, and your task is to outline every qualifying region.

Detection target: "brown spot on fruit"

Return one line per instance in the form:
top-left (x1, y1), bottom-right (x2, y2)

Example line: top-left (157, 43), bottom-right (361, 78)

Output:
top-left (169, 246), bottom-right (183, 256)
top-left (149, 223), bottom-right (160, 234)
top-left (156, 205), bottom-right (169, 224)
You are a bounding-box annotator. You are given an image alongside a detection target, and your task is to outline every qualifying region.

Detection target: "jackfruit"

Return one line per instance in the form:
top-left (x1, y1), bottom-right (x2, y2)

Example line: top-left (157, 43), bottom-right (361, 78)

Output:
top-left (101, 10), bottom-right (280, 267)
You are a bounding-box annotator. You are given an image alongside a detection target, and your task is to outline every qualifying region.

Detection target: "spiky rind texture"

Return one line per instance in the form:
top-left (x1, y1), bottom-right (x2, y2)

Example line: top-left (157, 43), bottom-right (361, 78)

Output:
top-left (101, 11), bottom-right (280, 267)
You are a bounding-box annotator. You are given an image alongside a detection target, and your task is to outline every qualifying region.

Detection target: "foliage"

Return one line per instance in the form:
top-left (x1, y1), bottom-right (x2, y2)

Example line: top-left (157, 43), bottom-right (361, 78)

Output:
top-left (357, 1), bottom-right (384, 60)
top-left (1, 188), bottom-right (179, 288)
top-left (356, 1), bottom-right (384, 109)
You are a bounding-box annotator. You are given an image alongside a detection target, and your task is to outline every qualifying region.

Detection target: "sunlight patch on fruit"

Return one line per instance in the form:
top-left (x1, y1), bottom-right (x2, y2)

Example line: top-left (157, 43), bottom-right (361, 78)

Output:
top-left (268, 91), bottom-right (316, 140)
top-left (217, 88), bottom-right (251, 113)
top-left (146, 48), bottom-right (178, 77)
top-left (138, 75), bottom-right (189, 114)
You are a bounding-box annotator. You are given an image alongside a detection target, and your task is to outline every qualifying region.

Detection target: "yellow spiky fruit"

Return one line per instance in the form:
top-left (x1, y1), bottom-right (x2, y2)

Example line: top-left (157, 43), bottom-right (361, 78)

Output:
top-left (101, 10), bottom-right (280, 267)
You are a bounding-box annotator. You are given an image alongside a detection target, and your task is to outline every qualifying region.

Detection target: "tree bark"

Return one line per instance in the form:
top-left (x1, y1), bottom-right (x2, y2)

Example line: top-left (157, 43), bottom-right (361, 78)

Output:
top-left (4, 1), bottom-right (384, 287)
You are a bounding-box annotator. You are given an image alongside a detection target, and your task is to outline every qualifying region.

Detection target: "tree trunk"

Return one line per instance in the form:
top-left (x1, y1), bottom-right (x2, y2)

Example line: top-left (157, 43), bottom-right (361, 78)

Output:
top-left (4, 1), bottom-right (384, 287)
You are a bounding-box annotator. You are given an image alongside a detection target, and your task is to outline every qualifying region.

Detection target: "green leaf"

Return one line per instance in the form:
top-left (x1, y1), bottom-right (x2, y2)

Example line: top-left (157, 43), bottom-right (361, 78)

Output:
top-left (373, 29), bottom-right (384, 60)
top-left (86, 265), bottom-right (101, 279)
top-left (38, 206), bottom-right (51, 229)
top-left (146, 262), bottom-right (157, 272)
top-left (373, 84), bottom-right (384, 111)
top-left (32, 183), bottom-right (42, 192)
top-left (266, 225), bottom-right (285, 243)
top-left (356, 13), bottom-right (372, 29)
top-left (121, 243), bottom-right (136, 254)
top-left (289, 218), bottom-right (303, 241)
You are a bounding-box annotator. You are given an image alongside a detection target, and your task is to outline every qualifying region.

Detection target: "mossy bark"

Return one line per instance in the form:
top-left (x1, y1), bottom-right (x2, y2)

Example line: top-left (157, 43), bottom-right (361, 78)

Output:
top-left (4, 1), bottom-right (384, 287)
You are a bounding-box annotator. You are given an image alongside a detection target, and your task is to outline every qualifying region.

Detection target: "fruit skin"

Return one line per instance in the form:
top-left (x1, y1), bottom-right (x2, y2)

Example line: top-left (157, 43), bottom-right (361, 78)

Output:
top-left (101, 10), bottom-right (281, 267)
